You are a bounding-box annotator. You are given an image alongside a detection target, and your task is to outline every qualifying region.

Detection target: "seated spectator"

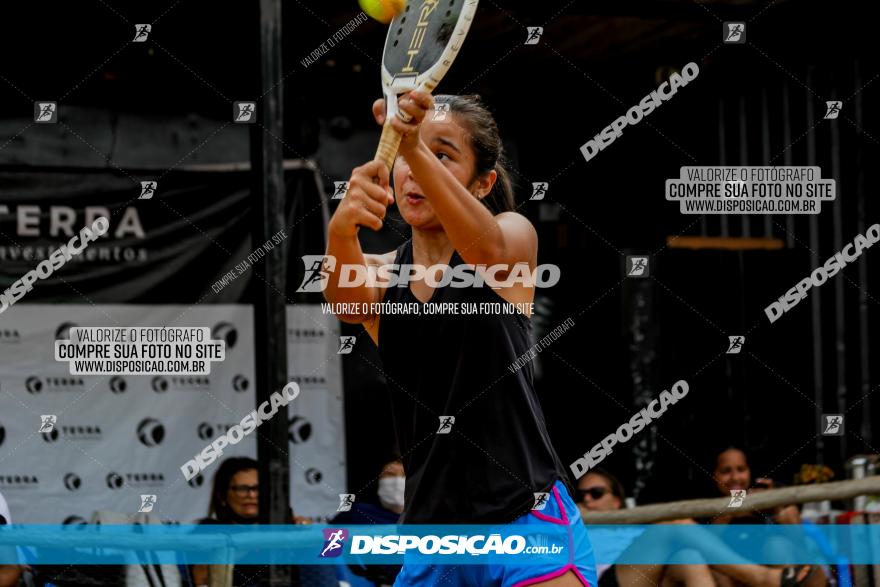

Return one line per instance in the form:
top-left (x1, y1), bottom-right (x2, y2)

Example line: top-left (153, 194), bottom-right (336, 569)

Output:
top-left (711, 447), bottom-right (801, 526)
top-left (579, 469), bottom-right (716, 587)
top-left (577, 468), bottom-right (815, 587)
top-left (576, 468), bottom-right (625, 513)
top-left (330, 458), bottom-right (404, 586)
top-left (206, 457), bottom-right (260, 523)
top-left (334, 458), bottom-right (404, 525)
top-left (191, 457), bottom-right (310, 587)
top-left (709, 447), bottom-right (826, 587)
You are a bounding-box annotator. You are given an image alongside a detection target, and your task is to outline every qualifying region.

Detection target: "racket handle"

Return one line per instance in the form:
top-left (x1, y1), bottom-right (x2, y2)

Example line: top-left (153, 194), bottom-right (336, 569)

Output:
top-left (375, 121), bottom-right (403, 172)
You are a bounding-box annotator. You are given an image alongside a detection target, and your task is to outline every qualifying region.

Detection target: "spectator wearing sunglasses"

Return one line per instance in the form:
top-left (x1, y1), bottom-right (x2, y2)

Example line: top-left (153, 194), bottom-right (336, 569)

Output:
top-left (576, 469), bottom-right (625, 512)
top-left (575, 469), bottom-right (699, 587)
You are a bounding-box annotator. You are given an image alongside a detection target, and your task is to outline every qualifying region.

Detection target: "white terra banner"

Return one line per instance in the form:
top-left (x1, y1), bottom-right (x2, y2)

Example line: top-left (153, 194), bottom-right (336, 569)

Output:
top-left (0, 304), bottom-right (345, 523)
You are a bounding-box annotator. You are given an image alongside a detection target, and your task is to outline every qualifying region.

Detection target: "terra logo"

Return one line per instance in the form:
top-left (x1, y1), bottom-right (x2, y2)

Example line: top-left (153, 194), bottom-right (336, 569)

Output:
top-left (41, 428), bottom-right (60, 443)
top-left (137, 418), bottom-right (165, 447)
top-left (63, 473), bottom-right (82, 491)
top-left (109, 376), bottom-right (127, 393)
top-left (305, 468), bottom-right (322, 485)
top-left (197, 423), bottom-right (214, 440)
top-left (107, 472), bottom-right (124, 489)
top-left (55, 322), bottom-right (77, 341)
top-left (232, 375), bottom-right (250, 392)
top-left (288, 415), bottom-right (312, 444)
top-left (212, 322), bottom-right (238, 349)
top-left (26, 376), bottom-right (43, 393)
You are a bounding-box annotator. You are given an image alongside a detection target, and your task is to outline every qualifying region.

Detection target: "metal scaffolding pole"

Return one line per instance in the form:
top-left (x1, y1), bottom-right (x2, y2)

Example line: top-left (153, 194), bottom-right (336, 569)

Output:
top-left (853, 62), bottom-right (872, 446)
top-left (805, 69), bottom-right (825, 464)
top-left (252, 0), bottom-right (292, 584)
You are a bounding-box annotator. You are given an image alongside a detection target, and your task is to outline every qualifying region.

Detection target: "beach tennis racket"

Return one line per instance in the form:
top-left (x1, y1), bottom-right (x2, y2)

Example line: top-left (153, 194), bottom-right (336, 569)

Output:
top-left (374, 0), bottom-right (479, 171)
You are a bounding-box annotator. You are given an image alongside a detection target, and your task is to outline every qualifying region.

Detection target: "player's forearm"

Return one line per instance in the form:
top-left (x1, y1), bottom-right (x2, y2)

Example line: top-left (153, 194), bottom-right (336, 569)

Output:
top-left (324, 232), bottom-right (377, 322)
top-left (408, 142), bottom-right (507, 265)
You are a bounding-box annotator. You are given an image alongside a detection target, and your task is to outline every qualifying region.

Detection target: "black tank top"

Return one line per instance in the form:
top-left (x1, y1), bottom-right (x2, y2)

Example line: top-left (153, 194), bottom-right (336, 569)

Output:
top-left (377, 240), bottom-right (571, 524)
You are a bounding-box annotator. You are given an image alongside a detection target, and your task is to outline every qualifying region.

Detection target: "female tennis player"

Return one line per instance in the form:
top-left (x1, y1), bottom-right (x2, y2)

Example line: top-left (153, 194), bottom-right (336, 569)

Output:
top-left (324, 91), bottom-right (596, 587)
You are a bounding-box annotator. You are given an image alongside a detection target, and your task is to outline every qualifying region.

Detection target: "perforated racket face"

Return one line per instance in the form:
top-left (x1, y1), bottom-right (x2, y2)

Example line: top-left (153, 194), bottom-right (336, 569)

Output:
top-left (381, 0), bottom-right (478, 92)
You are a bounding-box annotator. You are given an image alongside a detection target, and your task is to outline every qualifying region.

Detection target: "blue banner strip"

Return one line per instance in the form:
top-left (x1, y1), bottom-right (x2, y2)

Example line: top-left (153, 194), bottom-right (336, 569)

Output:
top-left (1, 524), bottom-right (879, 565)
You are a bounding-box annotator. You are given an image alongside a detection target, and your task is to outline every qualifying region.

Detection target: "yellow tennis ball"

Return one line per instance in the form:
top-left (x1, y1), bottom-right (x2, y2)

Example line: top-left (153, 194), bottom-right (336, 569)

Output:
top-left (359, 0), bottom-right (405, 24)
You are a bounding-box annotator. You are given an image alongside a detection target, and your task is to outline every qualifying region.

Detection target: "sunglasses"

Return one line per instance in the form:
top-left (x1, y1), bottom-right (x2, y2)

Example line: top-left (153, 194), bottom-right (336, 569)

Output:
top-left (575, 487), bottom-right (609, 501)
top-left (229, 484), bottom-right (259, 496)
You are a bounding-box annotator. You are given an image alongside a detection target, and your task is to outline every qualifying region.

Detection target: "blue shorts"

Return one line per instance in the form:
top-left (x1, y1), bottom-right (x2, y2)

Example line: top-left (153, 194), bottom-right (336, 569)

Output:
top-left (393, 481), bottom-right (597, 587)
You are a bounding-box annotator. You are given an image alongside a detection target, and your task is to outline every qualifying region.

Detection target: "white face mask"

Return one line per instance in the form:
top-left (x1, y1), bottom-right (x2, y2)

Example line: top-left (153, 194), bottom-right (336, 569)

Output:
top-left (378, 476), bottom-right (405, 510)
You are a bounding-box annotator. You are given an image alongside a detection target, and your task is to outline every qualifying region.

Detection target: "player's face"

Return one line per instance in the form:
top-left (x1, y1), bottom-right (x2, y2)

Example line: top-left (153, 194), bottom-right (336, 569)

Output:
top-left (393, 113), bottom-right (483, 230)
top-left (227, 469), bottom-right (259, 519)
top-left (577, 473), bottom-right (621, 511)
top-left (714, 449), bottom-right (751, 494)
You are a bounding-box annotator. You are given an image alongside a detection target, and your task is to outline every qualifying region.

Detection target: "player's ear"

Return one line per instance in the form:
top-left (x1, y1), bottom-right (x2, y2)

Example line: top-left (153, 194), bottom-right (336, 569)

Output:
top-left (472, 169), bottom-right (497, 199)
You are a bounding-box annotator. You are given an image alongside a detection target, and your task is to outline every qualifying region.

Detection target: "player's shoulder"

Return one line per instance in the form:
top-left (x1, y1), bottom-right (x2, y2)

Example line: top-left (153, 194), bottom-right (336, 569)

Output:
top-left (496, 210), bottom-right (534, 226)
top-left (496, 211), bottom-right (537, 239)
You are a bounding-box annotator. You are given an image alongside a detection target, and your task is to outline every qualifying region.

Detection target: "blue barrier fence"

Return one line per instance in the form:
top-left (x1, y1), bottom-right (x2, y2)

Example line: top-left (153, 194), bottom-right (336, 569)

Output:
top-left (1, 524), bottom-right (878, 566)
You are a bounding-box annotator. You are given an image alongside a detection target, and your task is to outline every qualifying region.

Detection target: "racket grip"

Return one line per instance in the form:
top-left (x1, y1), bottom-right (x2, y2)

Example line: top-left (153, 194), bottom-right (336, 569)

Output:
top-left (375, 122), bottom-right (403, 172)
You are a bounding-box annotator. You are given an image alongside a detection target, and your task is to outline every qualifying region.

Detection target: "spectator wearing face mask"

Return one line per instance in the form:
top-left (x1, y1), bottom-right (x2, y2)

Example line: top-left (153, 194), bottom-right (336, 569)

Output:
top-left (376, 459), bottom-right (405, 516)
top-left (331, 458), bottom-right (405, 586)
top-left (334, 458), bottom-right (405, 525)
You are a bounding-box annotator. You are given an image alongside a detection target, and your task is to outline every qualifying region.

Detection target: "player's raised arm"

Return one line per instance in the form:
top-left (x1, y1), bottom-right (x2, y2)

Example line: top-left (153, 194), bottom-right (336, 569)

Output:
top-left (381, 91), bottom-right (536, 269)
top-left (324, 160), bottom-right (394, 324)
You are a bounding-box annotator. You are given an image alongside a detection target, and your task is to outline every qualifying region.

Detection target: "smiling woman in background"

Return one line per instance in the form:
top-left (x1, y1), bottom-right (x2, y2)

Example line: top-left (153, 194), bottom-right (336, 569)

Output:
top-left (709, 447), bottom-right (825, 587)
top-left (711, 447), bottom-right (801, 526)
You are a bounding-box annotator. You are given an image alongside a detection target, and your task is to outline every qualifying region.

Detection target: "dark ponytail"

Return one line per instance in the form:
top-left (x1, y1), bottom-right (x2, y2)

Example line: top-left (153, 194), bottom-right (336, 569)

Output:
top-left (433, 94), bottom-right (516, 213)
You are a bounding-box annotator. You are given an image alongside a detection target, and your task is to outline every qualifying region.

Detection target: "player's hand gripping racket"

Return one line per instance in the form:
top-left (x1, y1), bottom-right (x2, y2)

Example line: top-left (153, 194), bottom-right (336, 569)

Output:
top-left (374, 0), bottom-right (479, 171)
